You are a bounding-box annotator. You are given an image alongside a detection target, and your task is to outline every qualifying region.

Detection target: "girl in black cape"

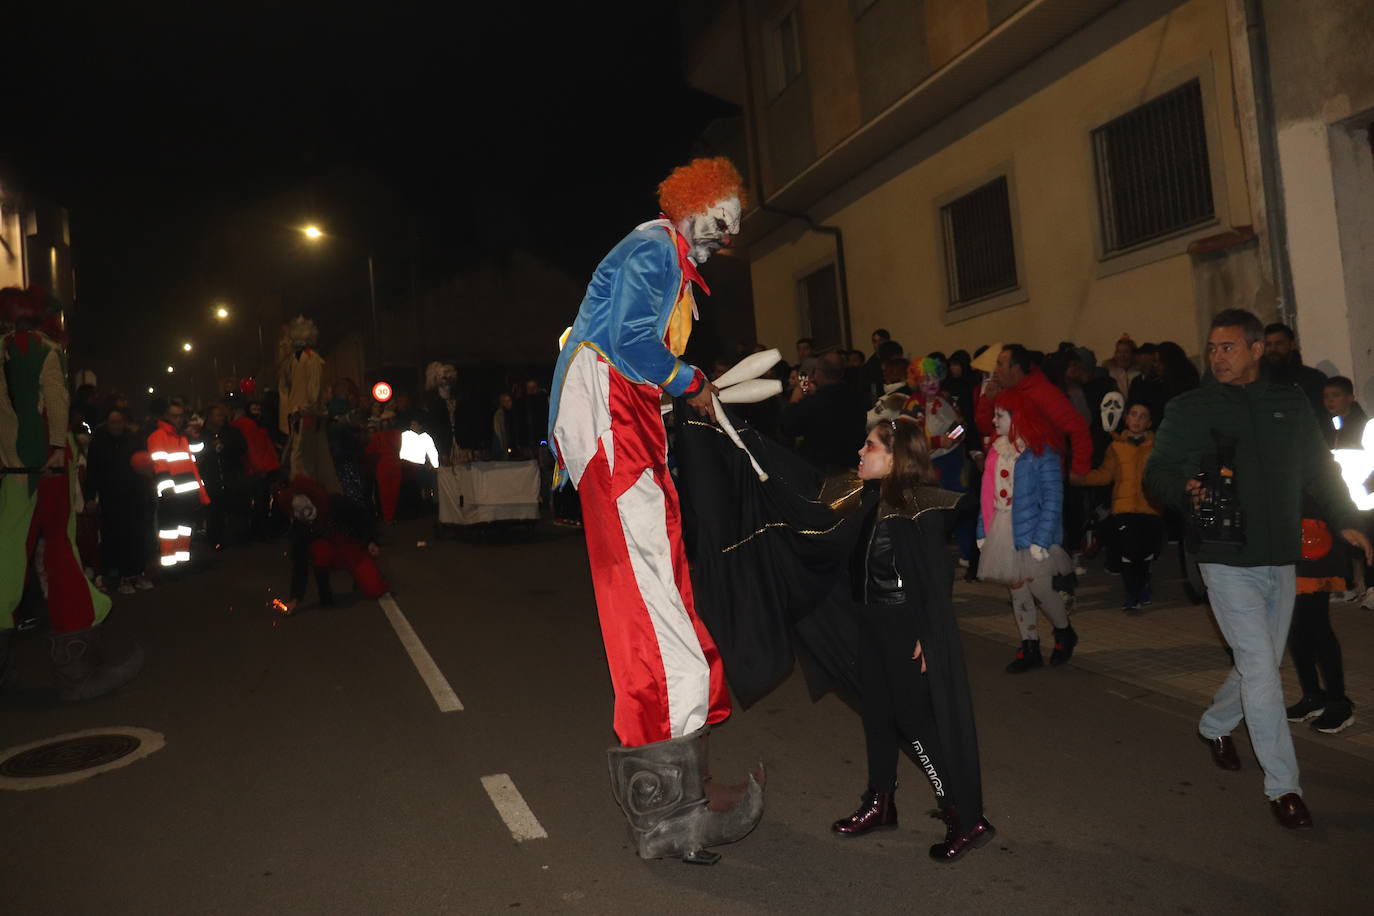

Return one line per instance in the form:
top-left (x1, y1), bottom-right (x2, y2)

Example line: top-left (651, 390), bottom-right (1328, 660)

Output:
top-left (830, 416), bottom-right (995, 862)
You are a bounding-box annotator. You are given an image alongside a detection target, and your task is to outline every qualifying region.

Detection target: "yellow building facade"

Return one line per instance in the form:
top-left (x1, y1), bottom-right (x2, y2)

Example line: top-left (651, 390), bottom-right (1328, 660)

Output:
top-left (714, 0), bottom-right (1266, 363)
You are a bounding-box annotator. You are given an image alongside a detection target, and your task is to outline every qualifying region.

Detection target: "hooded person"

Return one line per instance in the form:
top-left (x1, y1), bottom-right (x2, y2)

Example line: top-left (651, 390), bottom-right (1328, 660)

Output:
top-left (547, 157), bottom-right (763, 864)
top-left (0, 286), bottom-right (142, 700)
top-left (277, 474), bottom-right (387, 614)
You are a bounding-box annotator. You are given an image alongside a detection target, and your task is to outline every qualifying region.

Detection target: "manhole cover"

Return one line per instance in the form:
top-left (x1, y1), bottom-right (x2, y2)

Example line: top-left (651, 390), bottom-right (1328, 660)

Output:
top-left (0, 733), bottom-right (141, 778)
top-left (0, 727), bottom-right (165, 790)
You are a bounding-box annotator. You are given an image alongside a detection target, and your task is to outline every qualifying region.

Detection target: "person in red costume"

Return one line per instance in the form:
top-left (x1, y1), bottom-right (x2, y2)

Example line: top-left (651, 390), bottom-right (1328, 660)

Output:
top-left (365, 411), bottom-right (403, 523)
top-left (976, 344), bottom-right (1093, 479)
top-left (278, 474), bottom-right (387, 614)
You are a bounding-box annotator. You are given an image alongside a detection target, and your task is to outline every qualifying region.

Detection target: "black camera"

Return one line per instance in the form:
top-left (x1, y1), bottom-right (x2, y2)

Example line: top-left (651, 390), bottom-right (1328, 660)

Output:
top-left (1186, 432), bottom-right (1246, 552)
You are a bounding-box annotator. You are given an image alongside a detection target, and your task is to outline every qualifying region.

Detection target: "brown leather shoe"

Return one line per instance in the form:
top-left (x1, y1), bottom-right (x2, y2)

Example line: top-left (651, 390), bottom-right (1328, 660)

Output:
top-left (1200, 733), bottom-right (1241, 771)
top-left (1269, 793), bottom-right (1313, 829)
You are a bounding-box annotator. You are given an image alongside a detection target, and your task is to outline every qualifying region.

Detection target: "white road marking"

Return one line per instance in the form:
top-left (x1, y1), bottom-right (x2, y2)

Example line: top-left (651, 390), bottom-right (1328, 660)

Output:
top-left (378, 594), bottom-right (463, 712)
top-left (481, 773), bottom-right (548, 841)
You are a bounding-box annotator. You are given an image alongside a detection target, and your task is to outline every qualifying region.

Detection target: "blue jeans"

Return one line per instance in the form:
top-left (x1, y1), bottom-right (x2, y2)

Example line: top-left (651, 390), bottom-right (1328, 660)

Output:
top-left (1198, 563), bottom-right (1300, 799)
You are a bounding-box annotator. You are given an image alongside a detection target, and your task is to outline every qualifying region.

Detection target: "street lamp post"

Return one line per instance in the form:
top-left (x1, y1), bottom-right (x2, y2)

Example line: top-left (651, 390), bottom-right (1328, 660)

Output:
top-left (302, 224), bottom-right (380, 375)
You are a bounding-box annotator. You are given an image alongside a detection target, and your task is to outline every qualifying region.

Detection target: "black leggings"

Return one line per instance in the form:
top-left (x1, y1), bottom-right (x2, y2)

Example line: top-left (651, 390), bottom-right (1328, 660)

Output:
top-left (858, 606), bottom-right (947, 800)
top-left (1102, 513), bottom-right (1163, 593)
top-left (1288, 592), bottom-right (1345, 700)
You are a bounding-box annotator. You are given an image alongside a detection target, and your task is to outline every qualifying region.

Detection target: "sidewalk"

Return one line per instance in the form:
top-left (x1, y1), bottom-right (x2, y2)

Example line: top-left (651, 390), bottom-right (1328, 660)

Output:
top-left (952, 548), bottom-right (1374, 763)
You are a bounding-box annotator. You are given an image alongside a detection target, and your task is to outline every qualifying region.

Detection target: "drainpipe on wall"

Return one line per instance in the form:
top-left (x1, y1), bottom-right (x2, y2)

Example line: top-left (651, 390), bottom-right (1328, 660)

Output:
top-left (761, 205), bottom-right (853, 351)
top-left (1243, 0), bottom-right (1296, 327)
top-left (735, 0), bottom-right (853, 350)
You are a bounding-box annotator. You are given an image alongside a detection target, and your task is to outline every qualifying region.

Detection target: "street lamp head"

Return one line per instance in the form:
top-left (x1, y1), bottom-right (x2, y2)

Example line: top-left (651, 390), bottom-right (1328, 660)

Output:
top-left (182, 341), bottom-right (193, 352)
top-left (215, 305), bottom-right (229, 319)
top-left (147, 386), bottom-right (154, 394)
top-left (303, 225), bottom-right (324, 240)
top-left (166, 365), bottom-right (174, 374)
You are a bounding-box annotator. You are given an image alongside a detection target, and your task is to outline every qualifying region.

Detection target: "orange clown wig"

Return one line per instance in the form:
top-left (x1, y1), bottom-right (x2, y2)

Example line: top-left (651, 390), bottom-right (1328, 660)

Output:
top-left (657, 157), bottom-right (746, 223)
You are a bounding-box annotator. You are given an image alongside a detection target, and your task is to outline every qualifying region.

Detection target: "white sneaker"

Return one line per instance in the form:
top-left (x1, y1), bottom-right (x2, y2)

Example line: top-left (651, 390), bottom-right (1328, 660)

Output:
top-left (134, 575), bottom-right (155, 591)
top-left (957, 558), bottom-right (970, 568)
top-left (118, 579), bottom-right (137, 596)
top-left (1360, 589), bottom-right (1374, 611)
top-left (1335, 589), bottom-right (1359, 603)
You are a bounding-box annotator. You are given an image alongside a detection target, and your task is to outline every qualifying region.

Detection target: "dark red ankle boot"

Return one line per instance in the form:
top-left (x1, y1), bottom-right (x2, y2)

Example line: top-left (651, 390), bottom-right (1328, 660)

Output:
top-left (929, 816), bottom-right (997, 863)
top-left (831, 790), bottom-right (898, 836)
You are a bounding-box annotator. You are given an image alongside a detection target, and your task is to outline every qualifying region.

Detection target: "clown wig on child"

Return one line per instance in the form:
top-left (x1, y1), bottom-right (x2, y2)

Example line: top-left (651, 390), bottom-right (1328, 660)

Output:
top-left (657, 157), bottom-right (747, 221)
top-left (906, 356), bottom-right (948, 390)
top-left (993, 387), bottom-right (1061, 456)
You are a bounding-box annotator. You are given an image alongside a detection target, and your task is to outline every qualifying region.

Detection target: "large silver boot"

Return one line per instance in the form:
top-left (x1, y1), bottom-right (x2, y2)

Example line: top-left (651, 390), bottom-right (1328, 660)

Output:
top-left (49, 626), bottom-right (145, 702)
top-left (607, 726), bottom-right (765, 864)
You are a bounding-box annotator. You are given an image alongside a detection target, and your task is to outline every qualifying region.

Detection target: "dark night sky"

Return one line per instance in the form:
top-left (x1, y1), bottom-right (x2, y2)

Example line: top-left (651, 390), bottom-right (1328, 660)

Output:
top-left (5, 1), bottom-right (736, 399)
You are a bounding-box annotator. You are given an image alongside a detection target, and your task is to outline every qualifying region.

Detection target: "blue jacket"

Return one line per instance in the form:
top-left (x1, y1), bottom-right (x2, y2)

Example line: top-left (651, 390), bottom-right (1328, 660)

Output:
top-left (548, 225), bottom-right (699, 446)
top-left (977, 447), bottom-right (1064, 550)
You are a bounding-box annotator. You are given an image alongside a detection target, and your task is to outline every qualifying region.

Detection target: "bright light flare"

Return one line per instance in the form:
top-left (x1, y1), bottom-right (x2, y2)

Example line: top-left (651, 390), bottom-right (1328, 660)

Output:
top-left (166, 365), bottom-right (174, 374)
top-left (182, 341), bottom-right (193, 352)
top-left (1332, 419), bottom-right (1374, 511)
top-left (215, 305), bottom-right (229, 319)
top-left (400, 429), bottom-right (439, 467)
top-left (303, 225), bottom-right (324, 240)
top-left (147, 386), bottom-right (155, 394)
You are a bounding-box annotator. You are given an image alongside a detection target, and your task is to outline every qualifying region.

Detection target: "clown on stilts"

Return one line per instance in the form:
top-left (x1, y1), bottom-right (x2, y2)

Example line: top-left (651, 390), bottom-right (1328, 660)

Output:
top-left (548, 157), bottom-right (763, 863)
top-left (0, 286), bottom-right (142, 699)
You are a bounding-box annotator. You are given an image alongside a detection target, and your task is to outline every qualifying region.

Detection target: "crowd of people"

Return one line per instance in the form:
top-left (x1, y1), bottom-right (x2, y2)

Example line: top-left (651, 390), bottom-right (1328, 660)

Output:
top-left (694, 310), bottom-right (1371, 833)
top-left (66, 366), bottom-right (556, 597)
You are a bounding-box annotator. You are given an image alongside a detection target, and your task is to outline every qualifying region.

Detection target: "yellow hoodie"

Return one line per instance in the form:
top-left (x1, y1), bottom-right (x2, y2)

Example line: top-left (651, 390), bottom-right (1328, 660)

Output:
top-left (1082, 431), bottom-right (1160, 516)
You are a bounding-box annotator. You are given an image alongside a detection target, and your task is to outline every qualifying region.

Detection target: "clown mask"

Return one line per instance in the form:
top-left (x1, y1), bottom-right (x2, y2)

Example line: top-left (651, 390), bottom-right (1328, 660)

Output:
top-left (681, 196), bottom-right (741, 265)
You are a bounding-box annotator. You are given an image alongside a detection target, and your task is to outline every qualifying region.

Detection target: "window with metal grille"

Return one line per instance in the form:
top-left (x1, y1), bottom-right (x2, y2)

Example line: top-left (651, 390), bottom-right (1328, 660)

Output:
top-left (940, 175), bottom-right (1018, 308)
top-left (1093, 79), bottom-right (1214, 254)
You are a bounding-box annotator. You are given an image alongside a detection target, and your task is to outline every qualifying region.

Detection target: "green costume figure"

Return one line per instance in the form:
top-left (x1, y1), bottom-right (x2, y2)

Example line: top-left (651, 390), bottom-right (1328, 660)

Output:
top-left (0, 286), bottom-right (140, 700)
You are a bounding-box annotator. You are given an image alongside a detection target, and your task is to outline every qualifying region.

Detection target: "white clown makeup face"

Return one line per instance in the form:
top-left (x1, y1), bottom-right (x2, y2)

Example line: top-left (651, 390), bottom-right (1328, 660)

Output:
top-left (994, 407), bottom-right (1012, 439)
top-left (680, 196), bottom-right (742, 264)
top-left (291, 494), bottom-right (318, 523)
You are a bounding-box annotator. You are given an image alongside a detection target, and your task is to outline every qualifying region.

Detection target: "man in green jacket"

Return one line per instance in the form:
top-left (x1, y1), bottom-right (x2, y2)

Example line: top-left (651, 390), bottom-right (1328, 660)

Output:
top-left (1145, 308), bottom-right (1371, 830)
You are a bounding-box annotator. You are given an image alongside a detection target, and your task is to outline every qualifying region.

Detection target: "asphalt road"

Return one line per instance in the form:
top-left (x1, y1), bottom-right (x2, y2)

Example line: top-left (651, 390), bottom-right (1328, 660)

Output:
top-left (2, 519), bottom-right (1371, 914)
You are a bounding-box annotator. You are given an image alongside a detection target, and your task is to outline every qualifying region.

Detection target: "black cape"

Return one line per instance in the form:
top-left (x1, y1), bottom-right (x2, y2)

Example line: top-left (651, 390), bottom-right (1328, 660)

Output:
top-left (673, 406), bottom-right (867, 705)
top-left (873, 488), bottom-right (985, 827)
top-left (674, 404), bottom-right (984, 823)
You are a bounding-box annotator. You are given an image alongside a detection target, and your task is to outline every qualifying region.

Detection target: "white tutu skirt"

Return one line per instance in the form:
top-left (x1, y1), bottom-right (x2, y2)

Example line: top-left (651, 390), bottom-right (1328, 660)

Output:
top-left (978, 508), bottom-right (1072, 585)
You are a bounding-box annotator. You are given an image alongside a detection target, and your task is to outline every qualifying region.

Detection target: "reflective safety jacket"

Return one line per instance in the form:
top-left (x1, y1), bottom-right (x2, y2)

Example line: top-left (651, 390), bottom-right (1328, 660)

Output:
top-left (147, 420), bottom-right (209, 505)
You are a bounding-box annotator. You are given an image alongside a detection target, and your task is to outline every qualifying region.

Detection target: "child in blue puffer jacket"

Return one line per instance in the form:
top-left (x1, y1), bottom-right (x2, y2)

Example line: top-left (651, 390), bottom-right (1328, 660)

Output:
top-left (977, 389), bottom-right (1078, 673)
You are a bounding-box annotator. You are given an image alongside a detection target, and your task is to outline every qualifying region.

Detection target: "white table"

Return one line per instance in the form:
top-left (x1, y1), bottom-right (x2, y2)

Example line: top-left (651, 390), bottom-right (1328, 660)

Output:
top-left (437, 460), bottom-right (540, 525)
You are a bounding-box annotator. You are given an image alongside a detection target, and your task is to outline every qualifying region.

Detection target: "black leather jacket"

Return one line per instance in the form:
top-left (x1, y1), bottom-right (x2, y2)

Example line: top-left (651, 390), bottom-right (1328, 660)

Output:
top-left (851, 484), bottom-right (968, 607)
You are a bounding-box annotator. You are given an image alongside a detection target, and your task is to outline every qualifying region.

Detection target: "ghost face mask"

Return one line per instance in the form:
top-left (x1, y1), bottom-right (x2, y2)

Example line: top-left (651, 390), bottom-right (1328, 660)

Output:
top-left (291, 494), bottom-right (318, 523)
top-left (1100, 392), bottom-right (1124, 433)
top-left (681, 196), bottom-right (741, 265)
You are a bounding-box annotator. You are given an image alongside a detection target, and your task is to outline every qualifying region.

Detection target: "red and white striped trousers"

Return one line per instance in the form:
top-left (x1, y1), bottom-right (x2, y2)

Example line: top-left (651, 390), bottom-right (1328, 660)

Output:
top-left (554, 347), bottom-right (730, 747)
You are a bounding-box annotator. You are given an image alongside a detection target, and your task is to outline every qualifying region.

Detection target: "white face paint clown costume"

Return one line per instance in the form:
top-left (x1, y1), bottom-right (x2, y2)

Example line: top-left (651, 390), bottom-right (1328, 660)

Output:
top-left (546, 157), bottom-right (762, 863)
